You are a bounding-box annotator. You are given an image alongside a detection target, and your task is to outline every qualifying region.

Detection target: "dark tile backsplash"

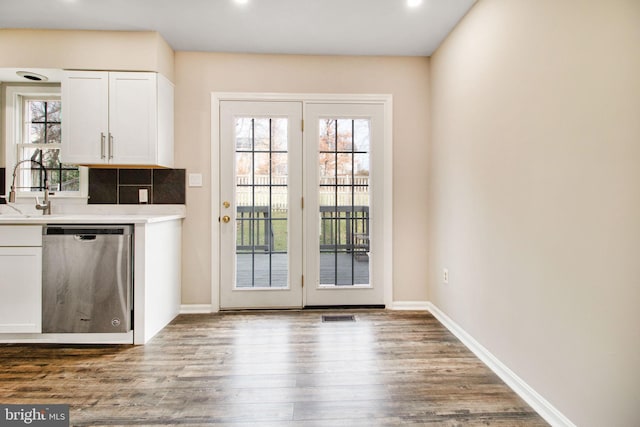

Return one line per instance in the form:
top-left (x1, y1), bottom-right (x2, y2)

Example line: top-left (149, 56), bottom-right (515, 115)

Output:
top-left (0, 167), bottom-right (5, 203)
top-left (89, 168), bottom-right (186, 205)
top-left (88, 169), bottom-right (118, 204)
top-left (119, 169), bottom-right (152, 185)
top-left (153, 169), bottom-right (186, 205)
top-left (119, 185), bottom-right (153, 204)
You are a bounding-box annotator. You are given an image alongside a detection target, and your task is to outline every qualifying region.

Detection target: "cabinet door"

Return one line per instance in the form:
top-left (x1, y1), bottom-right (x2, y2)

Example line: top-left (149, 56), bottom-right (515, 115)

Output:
top-left (61, 71), bottom-right (109, 164)
top-left (0, 247), bottom-right (42, 333)
top-left (109, 72), bottom-right (158, 165)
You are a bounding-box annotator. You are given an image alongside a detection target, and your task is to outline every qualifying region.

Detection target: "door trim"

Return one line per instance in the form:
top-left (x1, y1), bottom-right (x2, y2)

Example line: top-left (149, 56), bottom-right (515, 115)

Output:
top-left (211, 92), bottom-right (393, 312)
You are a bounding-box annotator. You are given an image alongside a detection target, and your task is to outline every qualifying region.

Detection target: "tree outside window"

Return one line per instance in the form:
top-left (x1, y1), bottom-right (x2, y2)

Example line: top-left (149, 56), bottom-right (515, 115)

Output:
top-left (17, 98), bottom-right (79, 193)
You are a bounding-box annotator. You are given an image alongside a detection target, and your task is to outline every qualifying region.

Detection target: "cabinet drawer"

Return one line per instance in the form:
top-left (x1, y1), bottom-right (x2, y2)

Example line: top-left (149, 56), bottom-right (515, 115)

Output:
top-left (0, 226), bottom-right (43, 246)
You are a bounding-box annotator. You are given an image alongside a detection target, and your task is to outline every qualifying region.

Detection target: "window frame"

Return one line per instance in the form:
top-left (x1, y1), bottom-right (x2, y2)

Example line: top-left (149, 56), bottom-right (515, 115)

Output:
top-left (4, 85), bottom-right (88, 200)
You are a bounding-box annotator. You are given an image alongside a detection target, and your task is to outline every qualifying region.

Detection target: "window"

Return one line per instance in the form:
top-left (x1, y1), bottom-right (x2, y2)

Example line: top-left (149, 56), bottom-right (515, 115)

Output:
top-left (5, 86), bottom-right (86, 198)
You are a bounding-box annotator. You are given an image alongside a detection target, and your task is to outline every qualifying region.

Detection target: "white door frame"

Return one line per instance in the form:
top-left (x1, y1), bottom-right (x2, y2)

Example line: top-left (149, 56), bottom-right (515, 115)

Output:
top-left (211, 92), bottom-right (393, 312)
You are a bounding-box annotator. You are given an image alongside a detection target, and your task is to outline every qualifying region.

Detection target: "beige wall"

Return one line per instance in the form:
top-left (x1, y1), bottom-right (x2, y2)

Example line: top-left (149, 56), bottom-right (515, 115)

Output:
top-left (0, 29), bottom-right (175, 81)
top-left (175, 52), bottom-right (430, 304)
top-left (429, 0), bottom-right (640, 426)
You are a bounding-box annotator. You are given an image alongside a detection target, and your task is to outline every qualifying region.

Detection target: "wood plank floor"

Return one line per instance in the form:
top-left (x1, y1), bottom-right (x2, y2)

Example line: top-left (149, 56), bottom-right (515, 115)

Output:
top-left (0, 310), bottom-right (549, 426)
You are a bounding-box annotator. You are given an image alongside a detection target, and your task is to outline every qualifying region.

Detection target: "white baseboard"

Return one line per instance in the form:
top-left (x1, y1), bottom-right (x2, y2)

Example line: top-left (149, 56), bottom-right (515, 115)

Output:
top-left (180, 304), bottom-right (214, 314)
top-left (426, 302), bottom-right (575, 427)
top-left (389, 301), bottom-right (430, 311)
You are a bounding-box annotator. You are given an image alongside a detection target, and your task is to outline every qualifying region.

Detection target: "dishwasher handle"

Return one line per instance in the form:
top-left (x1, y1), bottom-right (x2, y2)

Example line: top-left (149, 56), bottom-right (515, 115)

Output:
top-left (74, 234), bottom-right (97, 241)
top-left (44, 225), bottom-right (133, 236)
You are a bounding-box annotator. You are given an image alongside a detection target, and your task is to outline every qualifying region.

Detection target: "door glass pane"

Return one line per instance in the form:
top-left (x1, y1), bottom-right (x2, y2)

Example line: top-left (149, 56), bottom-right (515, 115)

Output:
top-left (319, 119), bottom-right (370, 286)
top-left (235, 117), bottom-right (289, 288)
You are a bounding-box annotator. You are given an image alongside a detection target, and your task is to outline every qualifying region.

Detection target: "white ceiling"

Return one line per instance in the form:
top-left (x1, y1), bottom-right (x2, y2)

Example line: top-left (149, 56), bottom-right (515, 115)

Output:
top-left (0, 0), bottom-right (476, 56)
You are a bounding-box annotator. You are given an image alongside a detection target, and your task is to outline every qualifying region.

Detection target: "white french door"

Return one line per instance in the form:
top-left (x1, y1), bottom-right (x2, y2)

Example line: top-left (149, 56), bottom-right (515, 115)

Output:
top-left (218, 97), bottom-right (388, 309)
top-left (219, 101), bottom-right (303, 309)
top-left (304, 103), bottom-right (385, 306)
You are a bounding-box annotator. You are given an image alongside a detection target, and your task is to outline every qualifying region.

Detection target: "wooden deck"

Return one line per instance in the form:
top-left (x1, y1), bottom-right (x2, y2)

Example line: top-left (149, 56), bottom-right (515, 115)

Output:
top-left (237, 253), bottom-right (369, 288)
top-left (0, 311), bottom-right (548, 426)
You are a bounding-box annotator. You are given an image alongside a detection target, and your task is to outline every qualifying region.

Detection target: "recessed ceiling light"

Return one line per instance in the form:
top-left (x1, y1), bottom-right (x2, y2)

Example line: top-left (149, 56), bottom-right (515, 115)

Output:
top-left (407, 0), bottom-right (423, 7)
top-left (234, 0), bottom-right (249, 4)
top-left (16, 71), bottom-right (48, 82)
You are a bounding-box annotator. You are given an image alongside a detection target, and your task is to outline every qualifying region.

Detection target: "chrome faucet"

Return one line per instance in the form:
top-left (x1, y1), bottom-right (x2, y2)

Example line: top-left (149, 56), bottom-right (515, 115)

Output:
top-left (8, 159), bottom-right (52, 215)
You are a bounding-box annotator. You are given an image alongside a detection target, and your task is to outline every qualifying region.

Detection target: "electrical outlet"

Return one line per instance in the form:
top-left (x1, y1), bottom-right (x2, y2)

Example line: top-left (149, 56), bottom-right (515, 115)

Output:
top-left (138, 188), bottom-right (149, 204)
top-left (443, 268), bottom-right (449, 284)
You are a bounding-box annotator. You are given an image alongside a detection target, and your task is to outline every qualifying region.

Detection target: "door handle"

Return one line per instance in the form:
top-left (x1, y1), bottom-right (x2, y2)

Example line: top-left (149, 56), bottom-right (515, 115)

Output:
top-left (221, 215), bottom-right (231, 223)
top-left (108, 133), bottom-right (114, 159)
top-left (100, 133), bottom-right (106, 159)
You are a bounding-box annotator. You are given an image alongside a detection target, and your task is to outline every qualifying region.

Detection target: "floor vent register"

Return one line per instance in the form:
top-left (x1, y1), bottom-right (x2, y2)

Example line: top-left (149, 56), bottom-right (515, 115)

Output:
top-left (322, 315), bottom-right (356, 322)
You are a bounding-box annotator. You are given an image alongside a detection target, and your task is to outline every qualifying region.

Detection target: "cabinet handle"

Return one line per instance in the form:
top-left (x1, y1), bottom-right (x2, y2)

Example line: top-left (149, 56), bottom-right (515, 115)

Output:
top-left (109, 133), bottom-right (114, 160)
top-left (100, 133), bottom-right (106, 159)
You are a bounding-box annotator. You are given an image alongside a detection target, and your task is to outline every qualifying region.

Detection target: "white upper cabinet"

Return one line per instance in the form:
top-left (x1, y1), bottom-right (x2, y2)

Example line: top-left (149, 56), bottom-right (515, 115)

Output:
top-left (62, 71), bottom-right (174, 167)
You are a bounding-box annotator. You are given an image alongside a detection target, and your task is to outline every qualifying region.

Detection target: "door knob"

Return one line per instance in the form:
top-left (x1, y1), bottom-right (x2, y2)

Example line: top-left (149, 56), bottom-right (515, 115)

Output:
top-left (223, 201), bottom-right (230, 208)
top-left (221, 215), bottom-right (231, 223)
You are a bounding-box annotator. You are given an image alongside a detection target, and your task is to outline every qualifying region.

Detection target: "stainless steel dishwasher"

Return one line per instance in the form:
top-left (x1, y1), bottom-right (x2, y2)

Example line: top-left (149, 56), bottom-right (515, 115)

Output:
top-left (42, 225), bottom-right (133, 333)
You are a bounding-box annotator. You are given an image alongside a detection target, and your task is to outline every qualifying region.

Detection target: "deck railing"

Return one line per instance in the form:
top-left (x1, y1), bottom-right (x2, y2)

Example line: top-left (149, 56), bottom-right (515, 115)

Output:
top-left (235, 205), bottom-right (369, 256)
top-left (236, 206), bottom-right (274, 252)
top-left (319, 205), bottom-right (369, 255)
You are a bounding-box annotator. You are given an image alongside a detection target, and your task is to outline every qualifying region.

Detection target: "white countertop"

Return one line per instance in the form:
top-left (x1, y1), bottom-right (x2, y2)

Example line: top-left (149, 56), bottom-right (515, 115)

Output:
top-left (0, 204), bottom-right (186, 225)
top-left (0, 213), bottom-right (184, 225)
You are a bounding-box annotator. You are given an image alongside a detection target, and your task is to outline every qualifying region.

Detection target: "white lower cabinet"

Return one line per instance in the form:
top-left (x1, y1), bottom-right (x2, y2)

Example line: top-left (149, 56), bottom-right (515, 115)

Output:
top-left (0, 226), bottom-right (42, 333)
top-left (0, 219), bottom-right (182, 343)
